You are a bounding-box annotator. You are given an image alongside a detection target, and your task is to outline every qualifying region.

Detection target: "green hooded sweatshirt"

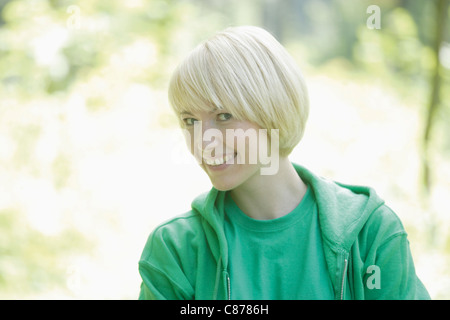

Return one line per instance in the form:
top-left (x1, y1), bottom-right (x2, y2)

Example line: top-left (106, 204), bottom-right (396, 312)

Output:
top-left (138, 163), bottom-right (430, 300)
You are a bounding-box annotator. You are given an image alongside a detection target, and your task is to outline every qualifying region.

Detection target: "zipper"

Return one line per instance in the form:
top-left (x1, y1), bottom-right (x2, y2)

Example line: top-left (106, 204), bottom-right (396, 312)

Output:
top-left (226, 274), bottom-right (231, 300)
top-left (340, 258), bottom-right (348, 300)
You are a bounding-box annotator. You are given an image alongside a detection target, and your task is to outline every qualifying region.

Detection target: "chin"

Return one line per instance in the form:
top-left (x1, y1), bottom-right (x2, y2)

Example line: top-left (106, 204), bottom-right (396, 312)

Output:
top-left (206, 164), bottom-right (261, 192)
top-left (210, 177), bottom-right (239, 191)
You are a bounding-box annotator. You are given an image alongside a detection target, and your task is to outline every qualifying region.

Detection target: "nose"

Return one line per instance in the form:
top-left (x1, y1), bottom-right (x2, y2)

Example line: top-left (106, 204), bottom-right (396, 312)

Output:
top-left (193, 120), bottom-right (224, 157)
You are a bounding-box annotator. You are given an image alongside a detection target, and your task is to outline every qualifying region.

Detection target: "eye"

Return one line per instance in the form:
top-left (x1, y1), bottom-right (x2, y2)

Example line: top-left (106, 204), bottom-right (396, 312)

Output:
top-left (217, 113), bottom-right (232, 121)
top-left (182, 118), bottom-right (197, 126)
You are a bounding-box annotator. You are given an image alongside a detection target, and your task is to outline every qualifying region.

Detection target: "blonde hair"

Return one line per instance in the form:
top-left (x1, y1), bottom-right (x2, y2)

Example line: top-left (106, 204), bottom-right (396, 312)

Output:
top-left (168, 26), bottom-right (309, 157)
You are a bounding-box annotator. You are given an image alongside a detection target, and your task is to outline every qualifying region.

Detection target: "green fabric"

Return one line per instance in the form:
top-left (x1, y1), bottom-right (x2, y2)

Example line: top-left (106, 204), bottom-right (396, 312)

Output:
top-left (138, 163), bottom-right (430, 300)
top-left (224, 186), bottom-right (334, 299)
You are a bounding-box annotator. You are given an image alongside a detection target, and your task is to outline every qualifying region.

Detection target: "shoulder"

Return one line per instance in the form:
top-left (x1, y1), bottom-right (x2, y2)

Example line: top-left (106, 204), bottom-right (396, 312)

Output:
top-left (139, 210), bottom-right (205, 262)
top-left (365, 204), bottom-right (407, 239)
top-left (356, 203), bottom-right (409, 257)
top-left (153, 210), bottom-right (203, 236)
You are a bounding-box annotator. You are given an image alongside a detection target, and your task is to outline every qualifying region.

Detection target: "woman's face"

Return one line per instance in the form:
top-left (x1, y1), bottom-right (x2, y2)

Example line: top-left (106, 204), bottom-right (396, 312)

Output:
top-left (180, 108), bottom-right (267, 191)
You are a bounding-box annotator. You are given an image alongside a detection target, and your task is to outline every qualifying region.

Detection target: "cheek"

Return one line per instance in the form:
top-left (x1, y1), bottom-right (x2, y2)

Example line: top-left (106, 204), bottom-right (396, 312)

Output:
top-left (230, 132), bottom-right (262, 165)
top-left (182, 130), bottom-right (193, 153)
top-left (182, 129), bottom-right (203, 165)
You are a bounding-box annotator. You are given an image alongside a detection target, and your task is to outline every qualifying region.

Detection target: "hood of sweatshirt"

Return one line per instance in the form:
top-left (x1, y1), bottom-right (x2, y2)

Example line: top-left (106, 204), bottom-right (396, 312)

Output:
top-left (190, 163), bottom-right (386, 299)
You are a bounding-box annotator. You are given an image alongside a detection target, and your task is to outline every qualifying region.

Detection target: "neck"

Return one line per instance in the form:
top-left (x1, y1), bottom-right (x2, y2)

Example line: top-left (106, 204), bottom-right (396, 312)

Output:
top-left (229, 158), bottom-right (307, 220)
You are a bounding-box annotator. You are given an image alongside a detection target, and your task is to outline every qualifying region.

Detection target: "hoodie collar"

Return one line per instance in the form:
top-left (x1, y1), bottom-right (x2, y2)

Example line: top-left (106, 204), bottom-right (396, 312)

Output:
top-left (292, 163), bottom-right (385, 252)
top-left (192, 188), bottom-right (228, 267)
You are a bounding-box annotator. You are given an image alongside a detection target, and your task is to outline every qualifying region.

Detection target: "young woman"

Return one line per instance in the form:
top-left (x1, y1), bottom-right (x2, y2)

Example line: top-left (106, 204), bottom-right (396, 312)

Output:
top-left (138, 26), bottom-right (430, 300)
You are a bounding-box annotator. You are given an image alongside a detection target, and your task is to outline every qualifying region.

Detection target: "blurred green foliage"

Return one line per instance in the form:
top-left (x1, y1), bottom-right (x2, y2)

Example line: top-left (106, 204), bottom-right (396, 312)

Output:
top-left (0, 0), bottom-right (448, 299)
top-left (0, 208), bottom-right (90, 298)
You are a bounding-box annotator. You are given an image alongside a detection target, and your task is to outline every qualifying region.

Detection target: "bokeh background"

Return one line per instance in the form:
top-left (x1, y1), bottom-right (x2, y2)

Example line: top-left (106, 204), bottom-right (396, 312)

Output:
top-left (0, 0), bottom-right (449, 299)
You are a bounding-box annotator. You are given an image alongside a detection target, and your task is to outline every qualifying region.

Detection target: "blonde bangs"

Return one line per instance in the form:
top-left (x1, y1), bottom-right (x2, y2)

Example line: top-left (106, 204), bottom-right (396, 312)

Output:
top-left (168, 43), bottom-right (254, 123)
top-left (168, 48), bottom-right (220, 116)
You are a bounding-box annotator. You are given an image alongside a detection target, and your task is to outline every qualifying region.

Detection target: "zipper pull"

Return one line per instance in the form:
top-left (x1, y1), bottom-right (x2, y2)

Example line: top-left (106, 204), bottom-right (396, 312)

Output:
top-left (340, 259), bottom-right (348, 300)
top-left (227, 274), bottom-right (231, 300)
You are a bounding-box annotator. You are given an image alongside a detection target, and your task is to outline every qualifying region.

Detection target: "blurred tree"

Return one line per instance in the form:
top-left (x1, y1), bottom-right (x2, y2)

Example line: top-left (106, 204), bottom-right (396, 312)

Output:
top-left (422, 0), bottom-right (449, 196)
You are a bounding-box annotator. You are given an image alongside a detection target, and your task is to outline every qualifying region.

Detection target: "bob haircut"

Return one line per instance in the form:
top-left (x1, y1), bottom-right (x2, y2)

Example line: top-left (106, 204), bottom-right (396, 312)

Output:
top-left (168, 26), bottom-right (309, 157)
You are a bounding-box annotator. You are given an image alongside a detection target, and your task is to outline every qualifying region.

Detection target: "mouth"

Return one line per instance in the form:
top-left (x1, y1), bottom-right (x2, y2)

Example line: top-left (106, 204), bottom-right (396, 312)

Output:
top-left (203, 153), bottom-right (237, 170)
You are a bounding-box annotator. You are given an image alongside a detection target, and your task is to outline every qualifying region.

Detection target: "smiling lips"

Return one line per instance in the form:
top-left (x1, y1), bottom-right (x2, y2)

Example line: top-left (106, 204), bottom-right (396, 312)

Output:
top-left (203, 153), bottom-right (236, 166)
